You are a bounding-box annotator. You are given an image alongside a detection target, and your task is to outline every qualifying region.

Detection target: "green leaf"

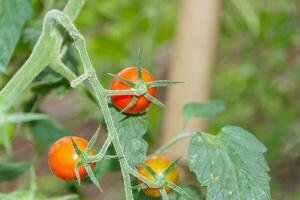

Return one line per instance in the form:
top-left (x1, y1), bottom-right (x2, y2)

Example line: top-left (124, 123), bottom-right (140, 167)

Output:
top-left (0, 191), bottom-right (46, 200)
top-left (4, 113), bottom-right (48, 123)
top-left (183, 100), bottom-right (225, 126)
top-left (0, 161), bottom-right (30, 182)
top-left (231, 0), bottom-right (260, 35)
top-left (110, 105), bottom-right (148, 167)
top-left (0, 0), bottom-right (32, 72)
top-left (0, 191), bottom-right (75, 200)
top-left (31, 120), bottom-right (69, 149)
top-left (188, 126), bottom-right (271, 200)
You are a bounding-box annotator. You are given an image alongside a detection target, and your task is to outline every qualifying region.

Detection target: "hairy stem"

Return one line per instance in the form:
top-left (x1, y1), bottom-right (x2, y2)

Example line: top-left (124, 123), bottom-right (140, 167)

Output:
top-left (0, 0), bottom-right (86, 112)
top-left (44, 10), bottom-right (135, 199)
top-left (0, 33), bottom-right (55, 112)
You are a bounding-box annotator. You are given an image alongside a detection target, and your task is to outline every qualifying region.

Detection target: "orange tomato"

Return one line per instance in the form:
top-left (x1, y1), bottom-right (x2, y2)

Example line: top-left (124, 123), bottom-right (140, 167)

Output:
top-left (48, 136), bottom-right (95, 180)
top-left (137, 156), bottom-right (179, 197)
top-left (111, 67), bottom-right (157, 114)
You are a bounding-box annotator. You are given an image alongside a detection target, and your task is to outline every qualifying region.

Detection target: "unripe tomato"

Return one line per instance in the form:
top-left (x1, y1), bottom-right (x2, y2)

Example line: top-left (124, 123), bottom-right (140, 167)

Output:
top-left (48, 136), bottom-right (95, 180)
top-left (137, 156), bottom-right (179, 197)
top-left (111, 67), bottom-right (157, 114)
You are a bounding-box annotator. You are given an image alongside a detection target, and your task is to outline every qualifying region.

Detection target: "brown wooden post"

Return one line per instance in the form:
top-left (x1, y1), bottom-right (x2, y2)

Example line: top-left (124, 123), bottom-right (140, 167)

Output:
top-left (161, 0), bottom-right (221, 163)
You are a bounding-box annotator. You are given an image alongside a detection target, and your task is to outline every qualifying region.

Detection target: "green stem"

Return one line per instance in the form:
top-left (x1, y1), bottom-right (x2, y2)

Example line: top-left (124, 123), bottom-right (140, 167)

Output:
top-left (91, 136), bottom-right (113, 160)
top-left (0, 2), bottom-right (163, 199)
top-left (0, 33), bottom-right (56, 112)
top-left (63, 0), bottom-right (87, 20)
top-left (44, 10), bottom-right (135, 199)
top-left (152, 132), bottom-right (195, 156)
top-left (0, 0), bottom-right (86, 112)
top-left (50, 60), bottom-right (77, 81)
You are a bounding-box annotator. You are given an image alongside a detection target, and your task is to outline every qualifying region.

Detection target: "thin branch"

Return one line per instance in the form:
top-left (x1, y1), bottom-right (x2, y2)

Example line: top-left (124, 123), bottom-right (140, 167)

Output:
top-left (151, 132), bottom-right (195, 156)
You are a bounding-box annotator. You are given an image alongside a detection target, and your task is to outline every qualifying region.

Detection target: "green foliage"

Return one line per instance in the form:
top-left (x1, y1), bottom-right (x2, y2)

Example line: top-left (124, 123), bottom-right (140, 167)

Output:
top-left (0, 161), bottom-right (30, 182)
top-left (1, 0), bottom-right (296, 199)
top-left (183, 100), bottom-right (226, 127)
top-left (110, 106), bottom-right (148, 167)
top-left (189, 126), bottom-right (271, 200)
top-left (0, 0), bottom-right (32, 72)
top-left (0, 192), bottom-right (78, 200)
top-left (31, 120), bottom-right (70, 149)
top-left (215, 0), bottom-right (300, 163)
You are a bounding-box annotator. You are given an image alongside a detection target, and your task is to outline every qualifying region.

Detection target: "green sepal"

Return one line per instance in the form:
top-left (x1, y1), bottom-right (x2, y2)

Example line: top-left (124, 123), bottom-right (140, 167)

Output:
top-left (160, 189), bottom-right (169, 200)
top-left (70, 138), bottom-right (82, 156)
top-left (144, 93), bottom-right (165, 108)
top-left (161, 157), bottom-right (181, 178)
top-left (107, 73), bottom-right (135, 88)
top-left (146, 80), bottom-right (183, 88)
top-left (166, 181), bottom-right (193, 200)
top-left (74, 160), bottom-right (82, 185)
top-left (87, 126), bottom-right (100, 153)
top-left (132, 183), bottom-right (148, 191)
top-left (120, 96), bottom-right (138, 113)
top-left (84, 163), bottom-right (103, 192)
top-left (141, 162), bottom-right (158, 179)
top-left (136, 49), bottom-right (144, 83)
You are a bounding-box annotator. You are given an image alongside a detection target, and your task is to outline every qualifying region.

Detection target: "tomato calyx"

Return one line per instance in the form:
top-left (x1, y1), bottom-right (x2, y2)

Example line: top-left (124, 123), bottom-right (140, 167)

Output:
top-left (70, 128), bottom-right (104, 191)
top-left (108, 52), bottom-right (183, 113)
top-left (134, 157), bottom-right (180, 193)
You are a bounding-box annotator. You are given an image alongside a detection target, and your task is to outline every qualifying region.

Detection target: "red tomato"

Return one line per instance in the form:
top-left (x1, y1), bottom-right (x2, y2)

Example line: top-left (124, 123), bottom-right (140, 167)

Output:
top-left (48, 136), bottom-right (95, 180)
top-left (111, 67), bottom-right (157, 114)
top-left (137, 156), bottom-right (179, 197)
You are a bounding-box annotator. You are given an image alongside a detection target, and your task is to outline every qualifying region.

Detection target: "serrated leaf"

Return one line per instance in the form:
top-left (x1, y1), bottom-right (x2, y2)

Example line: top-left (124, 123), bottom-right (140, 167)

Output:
top-left (0, 0), bottom-right (32, 72)
top-left (110, 105), bottom-right (148, 167)
top-left (188, 126), bottom-right (271, 200)
top-left (183, 100), bottom-right (225, 126)
top-left (0, 161), bottom-right (30, 182)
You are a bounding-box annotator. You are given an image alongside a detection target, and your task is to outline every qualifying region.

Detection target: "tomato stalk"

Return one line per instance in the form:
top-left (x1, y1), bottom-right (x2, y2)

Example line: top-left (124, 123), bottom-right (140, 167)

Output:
top-left (152, 132), bottom-right (196, 156)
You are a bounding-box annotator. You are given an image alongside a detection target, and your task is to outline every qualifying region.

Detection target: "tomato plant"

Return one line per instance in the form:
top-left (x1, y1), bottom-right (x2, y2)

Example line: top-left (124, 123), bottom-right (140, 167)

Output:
top-left (48, 136), bottom-right (96, 180)
top-left (137, 156), bottom-right (179, 197)
top-left (0, 0), bottom-right (273, 199)
top-left (111, 67), bottom-right (157, 114)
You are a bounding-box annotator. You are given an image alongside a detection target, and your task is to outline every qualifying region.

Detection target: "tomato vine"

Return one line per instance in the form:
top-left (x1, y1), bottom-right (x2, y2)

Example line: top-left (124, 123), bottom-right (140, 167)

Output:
top-left (0, 0), bottom-right (272, 199)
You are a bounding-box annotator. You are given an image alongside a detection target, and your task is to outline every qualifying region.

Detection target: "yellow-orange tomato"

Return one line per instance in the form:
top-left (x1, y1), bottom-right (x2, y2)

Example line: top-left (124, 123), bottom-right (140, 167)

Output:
top-left (137, 156), bottom-right (179, 197)
top-left (111, 67), bottom-right (157, 114)
top-left (48, 136), bottom-right (95, 180)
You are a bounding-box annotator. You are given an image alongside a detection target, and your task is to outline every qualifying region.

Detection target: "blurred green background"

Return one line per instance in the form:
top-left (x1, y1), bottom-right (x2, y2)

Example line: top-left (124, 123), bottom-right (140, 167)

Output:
top-left (0, 0), bottom-right (300, 199)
